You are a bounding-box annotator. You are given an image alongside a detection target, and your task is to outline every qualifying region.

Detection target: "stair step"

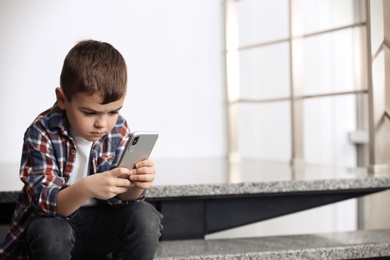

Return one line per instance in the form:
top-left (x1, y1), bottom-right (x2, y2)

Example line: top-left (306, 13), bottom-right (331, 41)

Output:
top-left (154, 229), bottom-right (390, 260)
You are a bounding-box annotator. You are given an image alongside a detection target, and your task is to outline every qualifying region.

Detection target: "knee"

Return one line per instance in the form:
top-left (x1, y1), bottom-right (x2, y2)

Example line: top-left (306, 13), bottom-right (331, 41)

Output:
top-left (117, 202), bottom-right (163, 258)
top-left (26, 218), bottom-right (74, 254)
top-left (124, 201), bottom-right (163, 235)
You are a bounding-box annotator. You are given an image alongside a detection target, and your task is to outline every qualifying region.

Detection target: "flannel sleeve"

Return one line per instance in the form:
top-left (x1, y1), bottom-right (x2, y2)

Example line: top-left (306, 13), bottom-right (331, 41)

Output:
top-left (20, 125), bottom-right (68, 217)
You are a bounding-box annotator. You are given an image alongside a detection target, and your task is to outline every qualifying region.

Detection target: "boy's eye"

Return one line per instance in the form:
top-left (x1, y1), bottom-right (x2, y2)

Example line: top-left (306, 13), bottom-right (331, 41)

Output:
top-left (81, 110), bottom-right (119, 116)
top-left (83, 111), bottom-right (96, 116)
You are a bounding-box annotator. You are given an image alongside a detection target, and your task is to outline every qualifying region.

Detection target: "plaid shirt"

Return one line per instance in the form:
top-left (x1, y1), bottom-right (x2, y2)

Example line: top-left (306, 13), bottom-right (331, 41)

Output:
top-left (0, 103), bottom-right (146, 259)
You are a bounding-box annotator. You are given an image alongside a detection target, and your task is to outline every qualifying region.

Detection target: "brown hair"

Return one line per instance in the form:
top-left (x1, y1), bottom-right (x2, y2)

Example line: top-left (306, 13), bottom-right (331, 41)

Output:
top-left (60, 40), bottom-right (127, 104)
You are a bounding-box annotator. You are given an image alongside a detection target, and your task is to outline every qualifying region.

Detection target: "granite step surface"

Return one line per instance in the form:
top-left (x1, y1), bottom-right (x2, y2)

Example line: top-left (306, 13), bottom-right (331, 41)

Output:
top-left (154, 229), bottom-right (390, 260)
top-left (2, 161), bottom-right (390, 203)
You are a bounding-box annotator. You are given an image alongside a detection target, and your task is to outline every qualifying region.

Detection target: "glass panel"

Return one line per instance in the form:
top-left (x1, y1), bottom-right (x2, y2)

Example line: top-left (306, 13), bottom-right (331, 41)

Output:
top-left (238, 102), bottom-right (291, 161)
top-left (236, 0), bottom-right (289, 47)
top-left (302, 0), bottom-right (363, 35)
top-left (302, 28), bottom-right (360, 96)
top-left (303, 95), bottom-right (357, 167)
top-left (239, 42), bottom-right (290, 100)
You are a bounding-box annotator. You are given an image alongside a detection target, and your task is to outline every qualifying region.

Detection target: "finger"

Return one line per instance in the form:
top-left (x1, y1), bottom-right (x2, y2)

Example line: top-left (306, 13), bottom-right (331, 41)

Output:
top-left (133, 168), bottom-right (155, 176)
top-left (115, 177), bottom-right (132, 187)
top-left (135, 159), bottom-right (154, 168)
top-left (111, 186), bottom-right (129, 195)
top-left (134, 164), bottom-right (156, 174)
top-left (95, 185), bottom-right (129, 200)
top-left (132, 181), bottom-right (153, 190)
top-left (105, 170), bottom-right (133, 187)
top-left (130, 173), bottom-right (155, 182)
top-left (111, 167), bottom-right (133, 177)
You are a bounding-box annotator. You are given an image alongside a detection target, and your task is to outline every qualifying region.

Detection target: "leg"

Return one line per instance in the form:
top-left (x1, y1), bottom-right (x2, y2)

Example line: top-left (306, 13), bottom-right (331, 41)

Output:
top-left (121, 201), bottom-right (163, 260)
top-left (71, 202), bottom-right (163, 260)
top-left (25, 218), bottom-right (75, 260)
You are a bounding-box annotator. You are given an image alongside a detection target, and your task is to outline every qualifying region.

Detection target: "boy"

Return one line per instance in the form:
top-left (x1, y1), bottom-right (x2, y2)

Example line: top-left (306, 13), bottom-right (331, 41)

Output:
top-left (0, 40), bottom-right (163, 259)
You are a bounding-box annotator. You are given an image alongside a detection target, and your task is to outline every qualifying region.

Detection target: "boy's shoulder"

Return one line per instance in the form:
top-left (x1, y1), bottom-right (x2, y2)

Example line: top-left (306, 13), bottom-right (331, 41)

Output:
top-left (110, 114), bottom-right (129, 137)
top-left (26, 103), bottom-right (67, 136)
top-left (115, 114), bottom-right (127, 127)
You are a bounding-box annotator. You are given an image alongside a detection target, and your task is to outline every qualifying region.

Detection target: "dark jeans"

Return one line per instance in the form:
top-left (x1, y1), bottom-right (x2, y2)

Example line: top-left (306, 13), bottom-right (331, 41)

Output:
top-left (25, 201), bottom-right (163, 260)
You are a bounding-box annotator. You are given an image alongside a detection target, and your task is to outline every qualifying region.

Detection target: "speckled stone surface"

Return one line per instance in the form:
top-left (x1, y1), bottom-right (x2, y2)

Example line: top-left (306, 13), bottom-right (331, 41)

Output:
top-left (147, 176), bottom-right (390, 199)
top-left (2, 161), bottom-right (390, 202)
top-left (154, 229), bottom-right (390, 260)
top-left (2, 176), bottom-right (390, 202)
top-left (0, 171), bottom-right (390, 203)
top-left (146, 160), bottom-right (390, 199)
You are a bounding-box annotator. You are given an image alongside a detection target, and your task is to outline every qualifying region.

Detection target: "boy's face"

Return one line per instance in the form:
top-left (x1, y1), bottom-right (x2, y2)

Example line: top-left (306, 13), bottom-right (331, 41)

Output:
top-left (56, 88), bottom-right (125, 142)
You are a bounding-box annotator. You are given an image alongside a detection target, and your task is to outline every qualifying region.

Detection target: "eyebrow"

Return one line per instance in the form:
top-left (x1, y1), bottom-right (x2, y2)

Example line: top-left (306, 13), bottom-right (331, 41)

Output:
top-left (79, 105), bottom-right (123, 112)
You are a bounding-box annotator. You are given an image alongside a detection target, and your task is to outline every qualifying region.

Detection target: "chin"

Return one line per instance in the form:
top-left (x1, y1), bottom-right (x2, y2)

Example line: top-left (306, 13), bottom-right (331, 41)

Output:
top-left (85, 136), bottom-right (100, 142)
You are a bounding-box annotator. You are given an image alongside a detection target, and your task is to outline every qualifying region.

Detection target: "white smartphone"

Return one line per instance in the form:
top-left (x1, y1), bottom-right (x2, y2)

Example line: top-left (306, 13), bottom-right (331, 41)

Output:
top-left (118, 131), bottom-right (159, 170)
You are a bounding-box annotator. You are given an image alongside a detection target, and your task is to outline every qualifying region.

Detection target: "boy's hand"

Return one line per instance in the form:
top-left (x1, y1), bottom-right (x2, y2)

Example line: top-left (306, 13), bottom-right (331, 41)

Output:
top-left (82, 159), bottom-right (156, 201)
top-left (84, 167), bottom-right (133, 200)
top-left (128, 159), bottom-right (156, 190)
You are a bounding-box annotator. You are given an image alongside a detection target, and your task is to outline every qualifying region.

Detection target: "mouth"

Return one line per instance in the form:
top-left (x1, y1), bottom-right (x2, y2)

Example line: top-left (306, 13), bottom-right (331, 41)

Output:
top-left (91, 132), bottom-right (106, 137)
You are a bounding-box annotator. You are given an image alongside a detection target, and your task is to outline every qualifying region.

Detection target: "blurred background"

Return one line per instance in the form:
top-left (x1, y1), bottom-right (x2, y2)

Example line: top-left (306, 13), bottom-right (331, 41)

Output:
top-left (0, 0), bottom-right (389, 239)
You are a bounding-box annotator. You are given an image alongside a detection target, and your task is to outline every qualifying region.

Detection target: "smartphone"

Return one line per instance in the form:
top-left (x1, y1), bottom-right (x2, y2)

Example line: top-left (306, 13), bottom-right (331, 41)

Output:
top-left (118, 131), bottom-right (159, 170)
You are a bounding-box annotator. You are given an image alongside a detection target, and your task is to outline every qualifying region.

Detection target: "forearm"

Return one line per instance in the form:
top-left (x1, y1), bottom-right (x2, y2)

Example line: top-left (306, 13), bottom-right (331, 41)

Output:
top-left (56, 179), bottom-right (91, 217)
top-left (117, 186), bottom-right (144, 201)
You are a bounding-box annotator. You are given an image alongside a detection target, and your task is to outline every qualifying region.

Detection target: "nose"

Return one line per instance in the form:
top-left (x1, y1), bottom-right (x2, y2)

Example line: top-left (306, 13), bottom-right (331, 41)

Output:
top-left (94, 114), bottom-right (107, 129)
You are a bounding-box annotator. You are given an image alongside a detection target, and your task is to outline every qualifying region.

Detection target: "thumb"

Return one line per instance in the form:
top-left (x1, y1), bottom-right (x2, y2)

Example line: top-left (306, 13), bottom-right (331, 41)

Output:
top-left (110, 167), bottom-right (132, 178)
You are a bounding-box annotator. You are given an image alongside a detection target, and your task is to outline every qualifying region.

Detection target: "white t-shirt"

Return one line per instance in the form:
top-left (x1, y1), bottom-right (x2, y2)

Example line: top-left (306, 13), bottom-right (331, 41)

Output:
top-left (68, 128), bottom-right (95, 206)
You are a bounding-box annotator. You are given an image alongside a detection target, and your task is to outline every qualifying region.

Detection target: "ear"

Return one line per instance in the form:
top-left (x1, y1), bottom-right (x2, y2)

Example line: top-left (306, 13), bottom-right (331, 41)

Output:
top-left (55, 87), bottom-right (67, 110)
